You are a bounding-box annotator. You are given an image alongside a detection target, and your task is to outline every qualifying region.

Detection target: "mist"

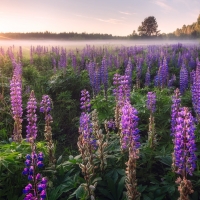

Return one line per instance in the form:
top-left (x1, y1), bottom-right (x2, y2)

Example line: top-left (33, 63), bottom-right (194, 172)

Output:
top-left (1, 39), bottom-right (200, 49)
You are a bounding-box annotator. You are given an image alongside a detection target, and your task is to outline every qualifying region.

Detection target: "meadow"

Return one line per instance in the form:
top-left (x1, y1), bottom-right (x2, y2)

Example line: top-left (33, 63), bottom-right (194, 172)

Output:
top-left (0, 42), bottom-right (200, 200)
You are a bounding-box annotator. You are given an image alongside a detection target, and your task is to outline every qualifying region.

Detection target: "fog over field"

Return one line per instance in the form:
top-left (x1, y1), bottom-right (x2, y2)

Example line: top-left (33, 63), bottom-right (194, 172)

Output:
top-left (1, 39), bottom-right (200, 49)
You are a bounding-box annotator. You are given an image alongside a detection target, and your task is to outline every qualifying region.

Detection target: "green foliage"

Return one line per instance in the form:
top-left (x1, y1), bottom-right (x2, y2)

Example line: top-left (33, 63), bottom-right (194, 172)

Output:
top-left (91, 91), bottom-right (115, 123)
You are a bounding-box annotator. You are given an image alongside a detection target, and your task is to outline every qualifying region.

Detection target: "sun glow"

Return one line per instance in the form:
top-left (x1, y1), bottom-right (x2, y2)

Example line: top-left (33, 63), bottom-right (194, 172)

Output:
top-left (0, 35), bottom-right (13, 40)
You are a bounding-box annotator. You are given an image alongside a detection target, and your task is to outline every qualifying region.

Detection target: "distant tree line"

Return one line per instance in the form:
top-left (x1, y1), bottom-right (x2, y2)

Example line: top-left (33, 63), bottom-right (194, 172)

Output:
top-left (0, 31), bottom-right (126, 40)
top-left (128, 14), bottom-right (200, 39)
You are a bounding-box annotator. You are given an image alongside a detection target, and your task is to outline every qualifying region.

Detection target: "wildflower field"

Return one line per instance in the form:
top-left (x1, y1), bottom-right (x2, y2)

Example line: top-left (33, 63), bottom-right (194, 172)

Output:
top-left (0, 43), bottom-right (200, 200)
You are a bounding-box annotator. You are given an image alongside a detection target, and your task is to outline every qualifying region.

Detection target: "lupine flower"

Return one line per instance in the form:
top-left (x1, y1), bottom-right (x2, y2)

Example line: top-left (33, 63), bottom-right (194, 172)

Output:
top-left (171, 88), bottom-right (181, 138)
top-left (23, 91), bottom-right (47, 199)
top-left (121, 101), bottom-right (140, 200)
top-left (125, 57), bottom-right (133, 87)
top-left (168, 74), bottom-right (176, 88)
top-left (80, 89), bottom-right (91, 112)
top-left (26, 91), bottom-right (37, 142)
top-left (190, 70), bottom-right (195, 86)
top-left (191, 61), bottom-right (200, 120)
top-left (78, 92), bottom-right (97, 199)
top-left (146, 92), bottom-right (156, 113)
top-left (146, 92), bottom-right (157, 147)
top-left (153, 73), bottom-right (159, 87)
top-left (180, 64), bottom-right (188, 94)
top-left (136, 58), bottom-right (142, 88)
top-left (145, 67), bottom-right (151, 87)
top-left (94, 67), bottom-right (101, 96)
top-left (120, 101), bottom-right (140, 152)
top-left (157, 57), bottom-right (168, 88)
top-left (79, 112), bottom-right (96, 149)
top-left (23, 183), bottom-right (32, 194)
top-left (10, 75), bottom-right (23, 142)
top-left (40, 95), bottom-right (51, 113)
top-left (23, 152), bottom-right (47, 199)
top-left (101, 56), bottom-right (108, 94)
top-left (10, 75), bottom-right (23, 120)
top-left (107, 119), bottom-right (116, 130)
top-left (118, 75), bottom-right (131, 105)
top-left (113, 73), bottom-right (121, 98)
top-left (40, 95), bottom-right (54, 164)
top-left (173, 107), bottom-right (197, 176)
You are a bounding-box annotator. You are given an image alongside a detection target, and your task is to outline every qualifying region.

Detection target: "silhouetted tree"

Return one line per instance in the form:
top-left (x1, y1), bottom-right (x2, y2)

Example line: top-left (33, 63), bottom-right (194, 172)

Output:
top-left (138, 16), bottom-right (160, 36)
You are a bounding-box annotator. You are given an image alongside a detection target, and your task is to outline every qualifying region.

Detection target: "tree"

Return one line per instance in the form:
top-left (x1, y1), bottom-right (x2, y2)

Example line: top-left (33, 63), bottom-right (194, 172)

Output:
top-left (138, 16), bottom-right (160, 36)
top-left (195, 14), bottom-right (200, 35)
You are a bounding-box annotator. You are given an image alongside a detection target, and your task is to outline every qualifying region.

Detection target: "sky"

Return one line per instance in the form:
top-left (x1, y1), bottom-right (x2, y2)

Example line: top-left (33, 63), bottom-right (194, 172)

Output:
top-left (0, 0), bottom-right (199, 36)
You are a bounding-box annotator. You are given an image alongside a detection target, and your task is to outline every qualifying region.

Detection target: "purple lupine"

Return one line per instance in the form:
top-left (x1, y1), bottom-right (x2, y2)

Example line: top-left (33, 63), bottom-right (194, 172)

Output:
top-left (58, 48), bottom-right (67, 69)
top-left (121, 101), bottom-right (140, 153)
top-left (118, 75), bottom-right (131, 106)
top-left (113, 73), bottom-right (131, 107)
top-left (12, 59), bottom-right (22, 78)
top-left (87, 61), bottom-right (101, 97)
top-left (145, 67), bottom-right (151, 87)
top-left (107, 119), bottom-right (116, 131)
top-left (79, 89), bottom-right (96, 148)
top-left (87, 61), bottom-right (95, 94)
top-left (177, 52), bottom-right (182, 68)
top-left (113, 73), bottom-right (121, 99)
top-left (22, 152), bottom-right (47, 199)
top-left (94, 67), bottom-right (101, 96)
top-left (146, 92), bottom-right (156, 113)
top-left (26, 91), bottom-right (37, 142)
top-left (190, 70), bottom-right (195, 86)
top-left (72, 54), bottom-right (77, 72)
top-left (191, 61), bottom-right (200, 120)
top-left (122, 103), bottom-right (141, 199)
top-left (100, 56), bottom-right (108, 96)
top-left (40, 95), bottom-right (54, 164)
top-left (168, 74), bottom-right (176, 88)
top-left (79, 112), bottom-right (97, 149)
top-left (158, 57), bottom-right (168, 88)
top-left (10, 75), bottom-right (23, 121)
top-left (154, 75), bottom-right (159, 87)
top-left (80, 89), bottom-right (91, 112)
top-left (23, 91), bottom-right (47, 199)
top-left (10, 75), bottom-right (23, 142)
top-left (180, 64), bottom-right (188, 94)
top-left (40, 95), bottom-right (51, 114)
top-left (125, 57), bottom-right (133, 87)
top-left (136, 58), bottom-right (142, 88)
top-left (173, 107), bottom-right (196, 176)
top-left (189, 56), bottom-right (196, 69)
top-left (171, 88), bottom-right (181, 138)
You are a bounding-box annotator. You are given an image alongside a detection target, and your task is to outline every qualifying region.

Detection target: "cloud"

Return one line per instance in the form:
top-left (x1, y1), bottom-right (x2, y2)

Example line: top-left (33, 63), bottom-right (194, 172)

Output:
top-left (152, 0), bottom-right (173, 11)
top-left (119, 11), bottom-right (136, 15)
top-left (95, 18), bottom-right (123, 24)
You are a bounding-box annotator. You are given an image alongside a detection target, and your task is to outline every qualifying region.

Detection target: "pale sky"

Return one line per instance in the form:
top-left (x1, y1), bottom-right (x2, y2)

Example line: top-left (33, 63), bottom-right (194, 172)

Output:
top-left (0, 0), bottom-right (199, 36)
